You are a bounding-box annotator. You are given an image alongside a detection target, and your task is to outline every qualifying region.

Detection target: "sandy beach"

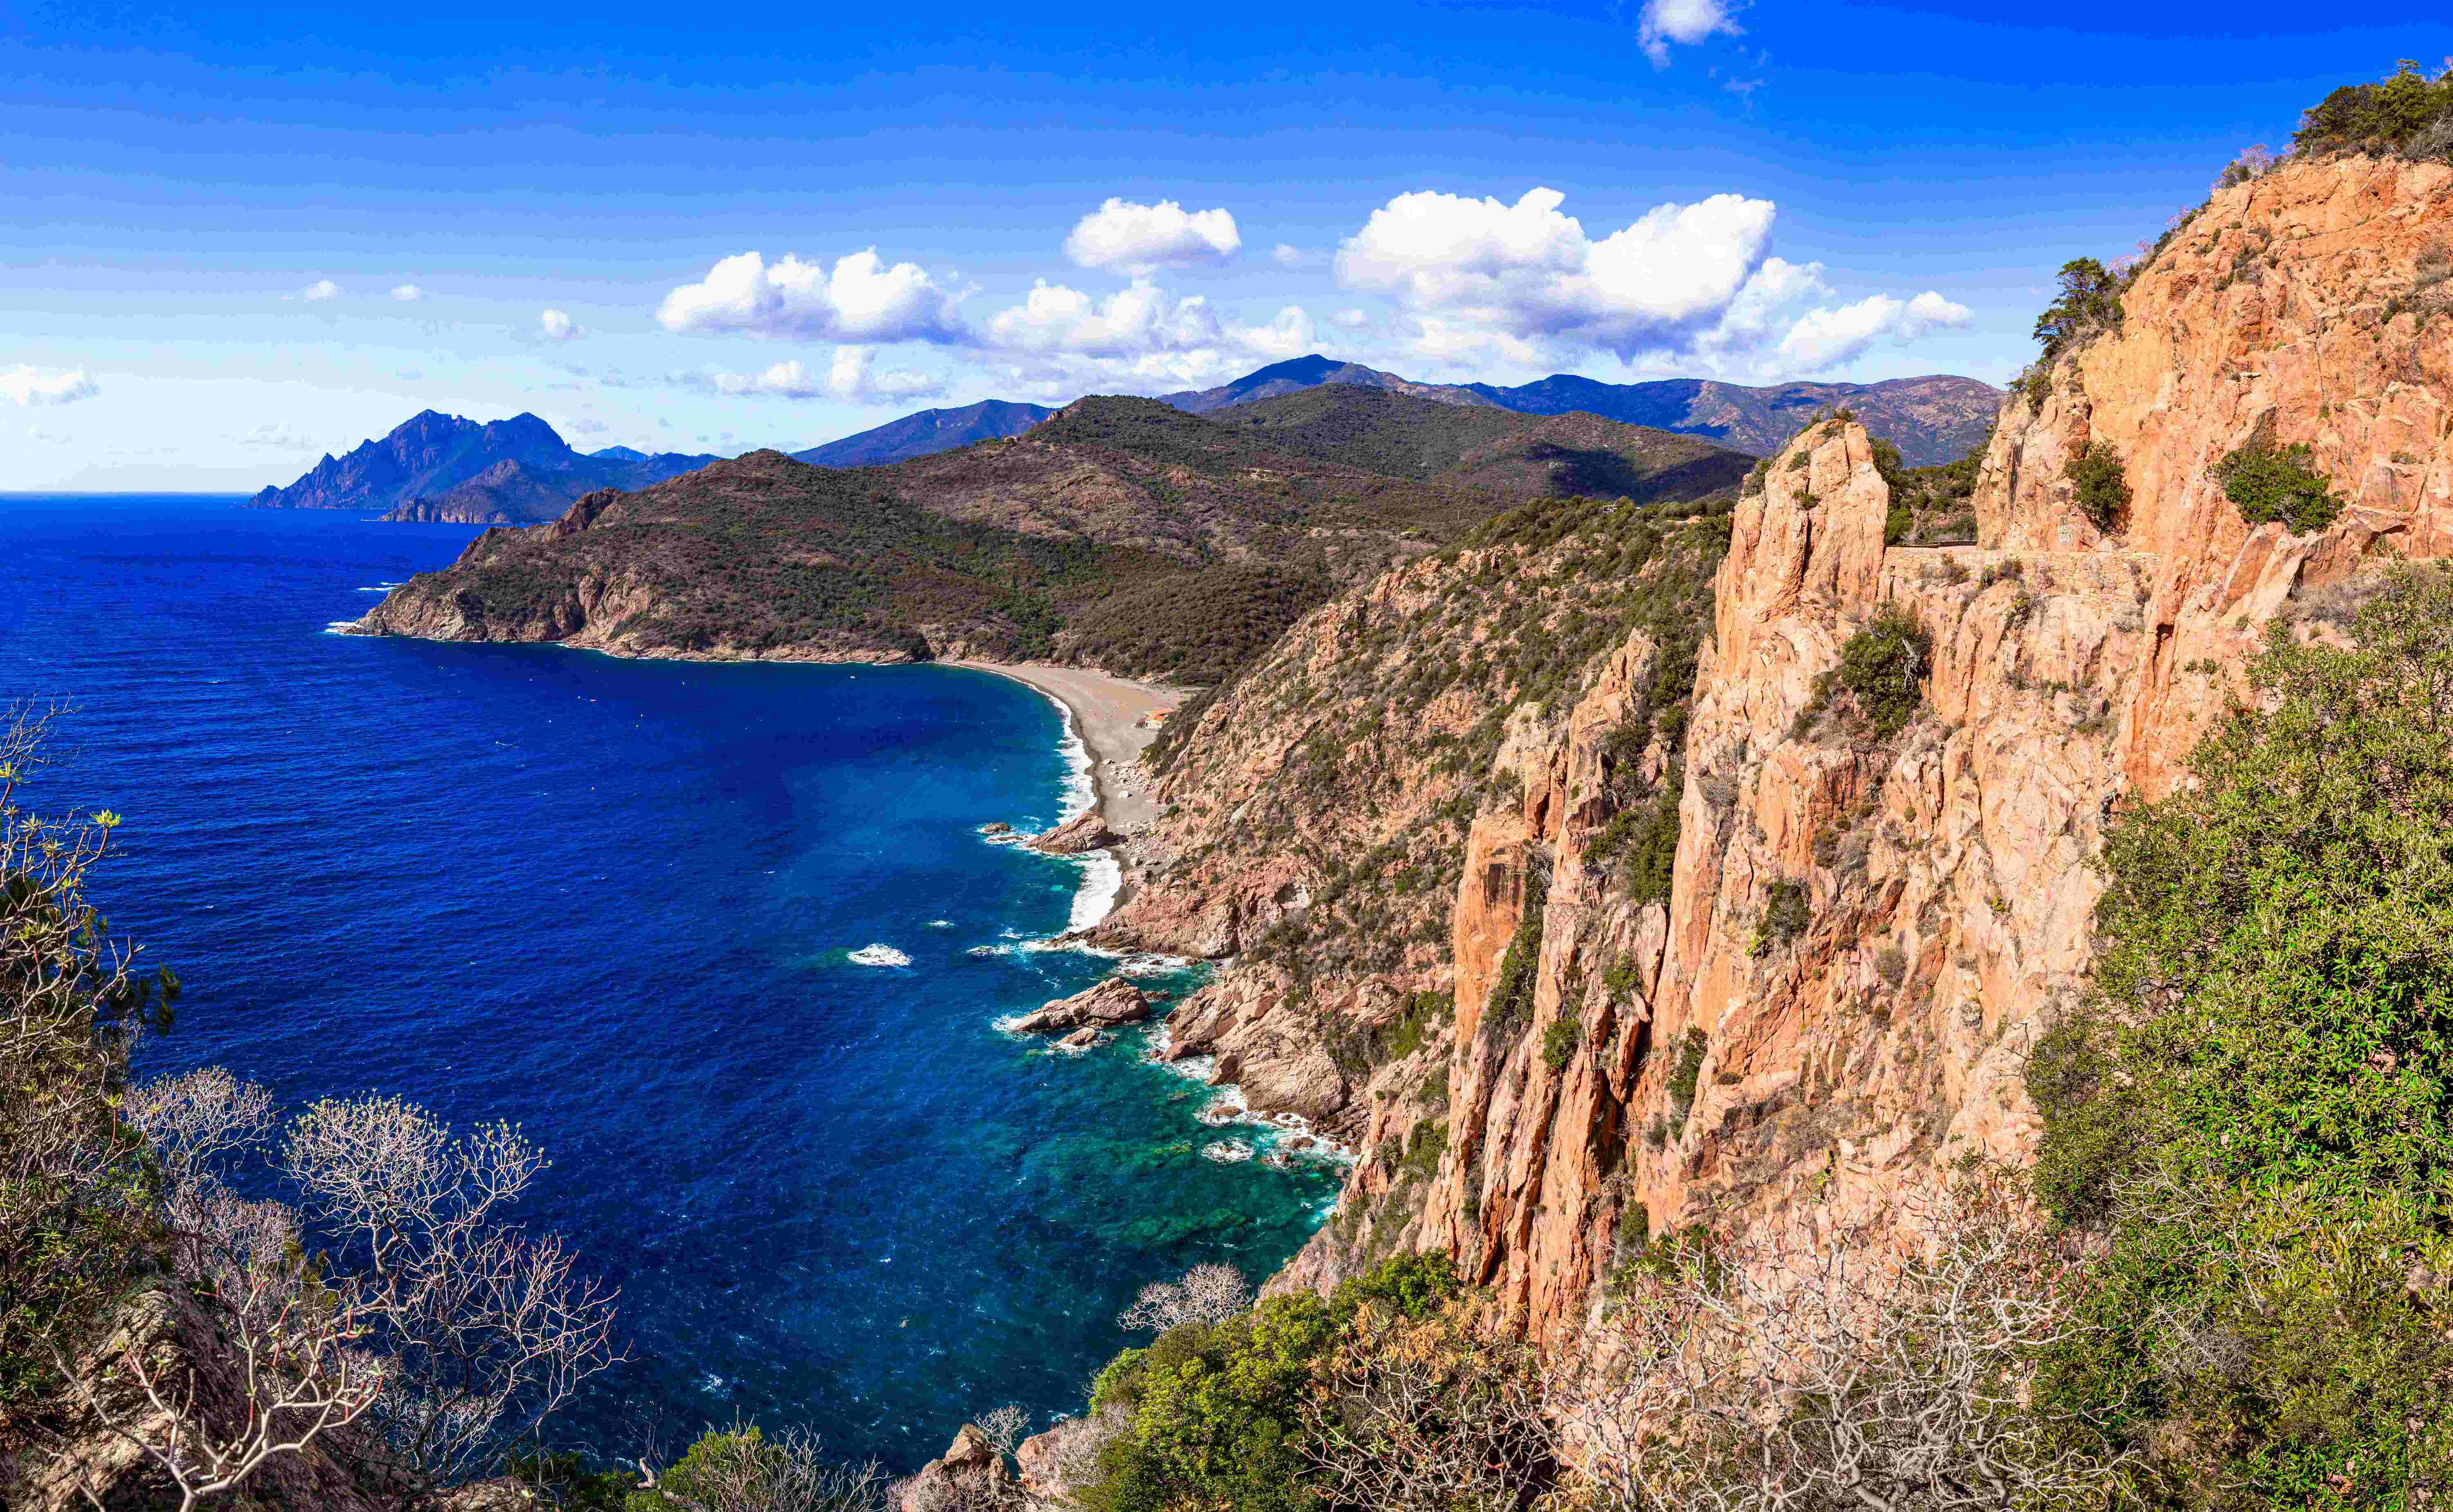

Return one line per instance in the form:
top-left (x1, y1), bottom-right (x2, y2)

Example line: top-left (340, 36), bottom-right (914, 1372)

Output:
top-left (946, 661), bottom-right (1186, 834)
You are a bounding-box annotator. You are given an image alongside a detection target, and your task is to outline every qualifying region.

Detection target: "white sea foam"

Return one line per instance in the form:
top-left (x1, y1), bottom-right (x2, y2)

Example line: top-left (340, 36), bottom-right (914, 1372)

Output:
top-left (1067, 849), bottom-right (1123, 932)
top-left (1202, 1140), bottom-right (1256, 1163)
top-left (848, 944), bottom-right (911, 967)
top-left (966, 944), bottom-right (1011, 958)
top-left (927, 919), bottom-right (953, 928)
top-left (1044, 693), bottom-right (1096, 824)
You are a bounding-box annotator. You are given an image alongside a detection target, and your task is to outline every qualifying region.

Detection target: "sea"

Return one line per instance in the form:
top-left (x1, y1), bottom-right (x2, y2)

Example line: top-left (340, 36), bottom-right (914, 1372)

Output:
top-left (0, 494), bottom-right (1341, 1471)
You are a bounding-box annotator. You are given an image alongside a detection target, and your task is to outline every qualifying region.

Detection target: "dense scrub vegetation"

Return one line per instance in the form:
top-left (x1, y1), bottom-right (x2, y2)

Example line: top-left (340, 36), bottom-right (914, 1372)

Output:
top-left (1872, 431), bottom-right (1985, 544)
top-left (1208, 489), bottom-right (1734, 1010)
top-left (1210, 386), bottom-right (1756, 505)
top-left (2029, 566), bottom-right (2453, 1505)
top-left (2294, 58), bottom-right (2453, 159)
top-left (1062, 567), bottom-right (1334, 686)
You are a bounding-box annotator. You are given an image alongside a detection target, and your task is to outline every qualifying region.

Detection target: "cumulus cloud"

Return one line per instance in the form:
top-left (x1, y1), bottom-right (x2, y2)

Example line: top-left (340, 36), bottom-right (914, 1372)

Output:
top-left (1271, 243), bottom-right (1318, 268)
top-left (1237, 306), bottom-right (1318, 360)
top-left (1638, 0), bottom-right (1743, 67)
top-left (1063, 199), bottom-right (1241, 276)
top-left (2, 365), bottom-right (98, 406)
top-left (1332, 308), bottom-right (1372, 329)
top-left (656, 250), bottom-right (967, 343)
top-left (298, 279), bottom-right (341, 302)
top-left (538, 308), bottom-right (586, 343)
top-left (391, 284), bottom-right (424, 302)
top-left (1776, 289), bottom-right (1971, 370)
top-left (985, 280), bottom-right (1225, 361)
top-left (684, 348), bottom-right (944, 405)
top-left (1336, 186), bottom-right (1776, 364)
top-left (1332, 185), bottom-right (1970, 378)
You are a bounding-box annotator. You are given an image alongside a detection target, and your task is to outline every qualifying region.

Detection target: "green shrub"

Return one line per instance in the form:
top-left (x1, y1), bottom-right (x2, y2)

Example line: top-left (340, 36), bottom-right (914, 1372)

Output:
top-left (1079, 1256), bottom-right (1463, 1512)
top-left (2067, 441), bottom-right (2130, 532)
top-left (1542, 1015), bottom-right (1583, 1072)
top-left (1479, 881), bottom-right (1546, 1043)
top-left (2216, 441), bottom-right (2343, 535)
top-left (1834, 605), bottom-right (1931, 738)
top-left (1749, 880), bottom-right (1812, 958)
top-left (1665, 1028), bottom-right (1708, 1138)
top-left (2029, 564), bottom-right (2453, 1504)
top-left (2032, 258), bottom-right (2123, 368)
top-left (1396, 1119), bottom-right (1448, 1179)
top-left (2295, 59), bottom-right (2453, 158)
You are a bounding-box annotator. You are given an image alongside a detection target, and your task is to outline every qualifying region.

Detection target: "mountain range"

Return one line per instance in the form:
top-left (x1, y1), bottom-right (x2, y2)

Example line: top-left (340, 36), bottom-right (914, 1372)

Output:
top-left (246, 410), bottom-right (721, 523)
top-left (251, 357), bottom-right (1993, 525)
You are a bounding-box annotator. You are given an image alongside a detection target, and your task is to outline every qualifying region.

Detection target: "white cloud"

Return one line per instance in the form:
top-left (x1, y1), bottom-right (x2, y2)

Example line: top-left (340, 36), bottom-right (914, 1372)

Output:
top-left (823, 347), bottom-right (946, 404)
top-left (656, 249), bottom-right (967, 342)
top-left (1638, 0), bottom-right (1743, 67)
top-left (2, 365), bottom-right (98, 406)
top-left (236, 422), bottom-right (311, 448)
top-left (1336, 186), bottom-right (1776, 363)
top-left (1236, 306), bottom-right (1318, 360)
top-left (569, 418), bottom-right (609, 434)
top-left (538, 308), bottom-right (586, 343)
top-left (1776, 289), bottom-right (1972, 370)
top-left (1271, 243), bottom-right (1317, 268)
top-left (985, 280), bottom-right (1225, 361)
top-left (1332, 308), bottom-right (1372, 329)
top-left (684, 348), bottom-right (944, 405)
top-left (391, 284), bottom-right (424, 302)
top-left (1063, 199), bottom-right (1241, 276)
top-left (298, 279), bottom-right (341, 302)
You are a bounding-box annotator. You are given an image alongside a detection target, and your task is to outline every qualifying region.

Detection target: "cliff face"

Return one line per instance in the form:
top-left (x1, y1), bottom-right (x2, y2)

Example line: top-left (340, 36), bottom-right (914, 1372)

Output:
top-left (1424, 152), bottom-right (2453, 1338)
top-left (1126, 155), bottom-right (2453, 1334)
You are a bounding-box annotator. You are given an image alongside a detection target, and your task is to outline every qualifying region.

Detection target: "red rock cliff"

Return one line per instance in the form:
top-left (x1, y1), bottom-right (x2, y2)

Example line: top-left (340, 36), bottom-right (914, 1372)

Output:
top-left (1410, 153), bottom-right (2453, 1341)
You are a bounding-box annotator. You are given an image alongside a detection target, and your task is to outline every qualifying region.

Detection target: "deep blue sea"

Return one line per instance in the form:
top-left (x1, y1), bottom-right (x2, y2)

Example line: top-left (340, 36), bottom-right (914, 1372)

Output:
top-left (0, 495), bottom-right (1337, 1470)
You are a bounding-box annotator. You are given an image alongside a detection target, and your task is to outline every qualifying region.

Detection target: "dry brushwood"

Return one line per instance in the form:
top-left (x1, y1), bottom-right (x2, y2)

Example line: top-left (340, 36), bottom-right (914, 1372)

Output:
top-left (281, 1093), bottom-right (623, 1491)
top-left (1553, 1185), bottom-right (2132, 1512)
top-left (1116, 1262), bottom-right (1252, 1332)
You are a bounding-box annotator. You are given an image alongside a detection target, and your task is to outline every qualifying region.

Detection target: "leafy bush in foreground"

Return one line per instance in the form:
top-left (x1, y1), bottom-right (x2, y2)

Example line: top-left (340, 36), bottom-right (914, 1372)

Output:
top-left (2030, 564), bottom-right (2453, 1504)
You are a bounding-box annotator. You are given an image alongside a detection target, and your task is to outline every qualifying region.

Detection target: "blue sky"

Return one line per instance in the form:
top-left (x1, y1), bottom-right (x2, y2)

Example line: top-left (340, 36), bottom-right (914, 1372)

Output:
top-left (4, 0), bottom-right (2447, 489)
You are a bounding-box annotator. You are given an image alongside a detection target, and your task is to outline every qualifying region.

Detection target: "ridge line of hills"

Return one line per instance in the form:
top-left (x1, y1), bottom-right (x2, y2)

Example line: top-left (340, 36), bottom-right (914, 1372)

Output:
top-left (345, 390), bottom-right (1771, 684)
top-left (253, 356), bottom-right (1997, 526)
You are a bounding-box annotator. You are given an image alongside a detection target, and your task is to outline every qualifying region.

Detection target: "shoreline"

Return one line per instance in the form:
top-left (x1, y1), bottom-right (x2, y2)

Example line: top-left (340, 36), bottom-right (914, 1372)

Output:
top-left (943, 661), bottom-right (1184, 839)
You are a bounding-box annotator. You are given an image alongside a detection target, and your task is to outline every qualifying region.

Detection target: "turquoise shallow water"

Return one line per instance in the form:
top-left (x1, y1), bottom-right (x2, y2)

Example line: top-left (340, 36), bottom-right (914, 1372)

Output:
top-left (0, 494), bottom-right (1339, 1469)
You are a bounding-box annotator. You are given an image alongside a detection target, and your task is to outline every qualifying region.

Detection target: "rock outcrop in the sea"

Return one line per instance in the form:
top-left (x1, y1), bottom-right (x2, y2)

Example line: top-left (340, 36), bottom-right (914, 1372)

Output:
top-left (1025, 809), bottom-right (1119, 854)
top-left (1008, 978), bottom-right (1150, 1035)
top-left (1102, 152), bottom-right (2453, 1337)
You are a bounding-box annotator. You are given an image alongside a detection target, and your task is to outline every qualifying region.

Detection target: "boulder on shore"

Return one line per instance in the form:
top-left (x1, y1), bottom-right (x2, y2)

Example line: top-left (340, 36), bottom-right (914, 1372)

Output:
top-left (1059, 1026), bottom-right (1104, 1050)
top-left (1027, 809), bottom-right (1119, 854)
top-left (1009, 977), bottom-right (1150, 1035)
